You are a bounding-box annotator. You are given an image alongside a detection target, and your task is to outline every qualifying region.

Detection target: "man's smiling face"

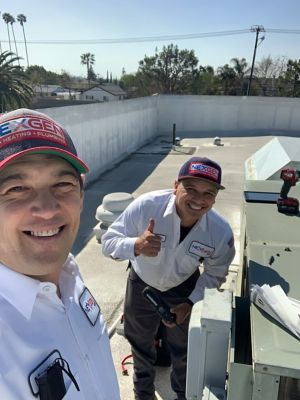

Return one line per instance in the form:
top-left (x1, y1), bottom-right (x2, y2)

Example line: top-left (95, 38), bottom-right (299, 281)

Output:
top-left (0, 153), bottom-right (83, 283)
top-left (174, 178), bottom-right (218, 227)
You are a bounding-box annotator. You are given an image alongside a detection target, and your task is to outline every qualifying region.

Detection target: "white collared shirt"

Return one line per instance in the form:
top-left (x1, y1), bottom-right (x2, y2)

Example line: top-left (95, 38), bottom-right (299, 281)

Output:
top-left (102, 189), bottom-right (235, 303)
top-left (0, 254), bottom-right (120, 400)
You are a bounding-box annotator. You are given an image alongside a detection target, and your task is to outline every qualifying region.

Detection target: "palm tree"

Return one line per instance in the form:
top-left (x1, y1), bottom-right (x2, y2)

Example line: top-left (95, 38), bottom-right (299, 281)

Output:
top-left (0, 13), bottom-right (3, 53)
top-left (80, 52), bottom-right (95, 87)
top-left (17, 14), bottom-right (29, 68)
top-left (2, 13), bottom-right (12, 52)
top-left (230, 58), bottom-right (248, 79)
top-left (230, 58), bottom-right (248, 95)
top-left (217, 64), bottom-right (236, 95)
top-left (0, 51), bottom-right (34, 112)
top-left (9, 16), bottom-right (20, 65)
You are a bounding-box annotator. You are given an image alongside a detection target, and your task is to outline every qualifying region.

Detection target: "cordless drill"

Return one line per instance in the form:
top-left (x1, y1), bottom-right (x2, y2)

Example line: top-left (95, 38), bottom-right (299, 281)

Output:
top-left (142, 287), bottom-right (177, 324)
top-left (277, 168), bottom-right (300, 214)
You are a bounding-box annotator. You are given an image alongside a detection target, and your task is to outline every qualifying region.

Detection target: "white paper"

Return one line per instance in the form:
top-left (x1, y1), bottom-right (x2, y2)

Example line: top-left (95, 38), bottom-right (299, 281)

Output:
top-left (250, 284), bottom-right (300, 339)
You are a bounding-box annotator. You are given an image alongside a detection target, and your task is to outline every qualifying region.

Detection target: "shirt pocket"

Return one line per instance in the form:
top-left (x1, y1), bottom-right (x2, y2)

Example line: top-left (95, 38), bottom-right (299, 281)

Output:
top-left (176, 251), bottom-right (201, 278)
top-left (138, 247), bottom-right (165, 266)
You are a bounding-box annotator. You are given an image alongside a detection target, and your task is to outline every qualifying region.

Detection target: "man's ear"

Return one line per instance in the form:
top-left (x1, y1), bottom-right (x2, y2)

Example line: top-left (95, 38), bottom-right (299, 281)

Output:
top-left (80, 174), bottom-right (85, 210)
top-left (173, 180), bottom-right (179, 194)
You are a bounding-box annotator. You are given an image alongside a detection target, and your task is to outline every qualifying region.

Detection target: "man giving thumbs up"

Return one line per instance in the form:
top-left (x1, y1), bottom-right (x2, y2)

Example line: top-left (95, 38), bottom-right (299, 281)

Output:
top-left (102, 157), bottom-right (235, 400)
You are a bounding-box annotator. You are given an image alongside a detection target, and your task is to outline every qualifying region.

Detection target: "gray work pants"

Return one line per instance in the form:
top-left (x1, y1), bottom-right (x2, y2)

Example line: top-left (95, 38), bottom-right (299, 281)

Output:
top-left (124, 268), bottom-right (199, 400)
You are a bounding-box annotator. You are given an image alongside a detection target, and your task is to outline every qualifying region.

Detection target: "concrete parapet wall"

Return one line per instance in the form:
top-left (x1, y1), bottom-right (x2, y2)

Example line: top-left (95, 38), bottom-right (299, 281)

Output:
top-left (38, 95), bottom-right (300, 182)
top-left (38, 97), bottom-right (158, 183)
top-left (157, 95), bottom-right (300, 136)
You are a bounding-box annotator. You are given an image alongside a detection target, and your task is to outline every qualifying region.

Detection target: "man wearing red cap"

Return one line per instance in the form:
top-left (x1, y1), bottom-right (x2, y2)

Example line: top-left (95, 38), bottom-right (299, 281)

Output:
top-left (0, 109), bottom-right (120, 399)
top-left (102, 156), bottom-right (235, 400)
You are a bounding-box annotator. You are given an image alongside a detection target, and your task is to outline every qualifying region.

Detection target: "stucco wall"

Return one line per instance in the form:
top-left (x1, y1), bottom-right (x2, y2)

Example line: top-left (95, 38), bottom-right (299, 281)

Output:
top-left (157, 95), bottom-right (300, 136)
top-left (38, 97), bottom-right (158, 183)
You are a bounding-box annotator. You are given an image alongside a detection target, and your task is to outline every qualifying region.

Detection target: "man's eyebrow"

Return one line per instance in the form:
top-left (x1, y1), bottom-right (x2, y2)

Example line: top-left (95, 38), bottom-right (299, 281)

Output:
top-left (0, 174), bottom-right (25, 189)
top-left (57, 170), bottom-right (80, 180)
top-left (0, 170), bottom-right (79, 188)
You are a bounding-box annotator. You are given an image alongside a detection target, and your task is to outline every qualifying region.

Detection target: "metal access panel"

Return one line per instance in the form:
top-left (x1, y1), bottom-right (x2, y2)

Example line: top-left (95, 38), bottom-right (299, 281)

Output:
top-left (227, 363), bottom-right (252, 400)
top-left (186, 289), bottom-right (232, 400)
top-left (202, 385), bottom-right (226, 400)
top-left (241, 178), bottom-right (300, 399)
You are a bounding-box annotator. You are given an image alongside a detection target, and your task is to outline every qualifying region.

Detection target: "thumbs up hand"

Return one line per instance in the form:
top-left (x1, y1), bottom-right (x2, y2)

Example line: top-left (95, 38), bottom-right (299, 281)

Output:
top-left (147, 218), bottom-right (155, 233)
top-left (134, 219), bottom-right (161, 257)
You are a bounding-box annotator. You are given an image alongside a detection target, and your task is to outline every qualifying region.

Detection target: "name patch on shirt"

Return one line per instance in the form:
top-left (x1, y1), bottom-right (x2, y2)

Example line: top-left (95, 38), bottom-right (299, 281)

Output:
top-left (156, 233), bottom-right (166, 242)
top-left (79, 288), bottom-right (100, 326)
top-left (188, 241), bottom-right (214, 258)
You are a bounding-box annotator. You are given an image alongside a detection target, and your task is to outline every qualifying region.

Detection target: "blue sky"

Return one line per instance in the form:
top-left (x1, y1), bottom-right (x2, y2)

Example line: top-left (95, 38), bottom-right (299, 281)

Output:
top-left (2, 0), bottom-right (300, 79)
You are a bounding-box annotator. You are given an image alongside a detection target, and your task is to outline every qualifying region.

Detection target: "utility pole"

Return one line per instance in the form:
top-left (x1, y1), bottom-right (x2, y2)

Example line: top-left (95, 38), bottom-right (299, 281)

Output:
top-left (247, 25), bottom-right (265, 96)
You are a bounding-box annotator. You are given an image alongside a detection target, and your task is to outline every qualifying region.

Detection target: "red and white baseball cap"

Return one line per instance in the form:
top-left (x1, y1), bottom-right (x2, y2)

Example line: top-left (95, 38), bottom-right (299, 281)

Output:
top-left (0, 108), bottom-right (89, 173)
top-left (178, 156), bottom-right (224, 190)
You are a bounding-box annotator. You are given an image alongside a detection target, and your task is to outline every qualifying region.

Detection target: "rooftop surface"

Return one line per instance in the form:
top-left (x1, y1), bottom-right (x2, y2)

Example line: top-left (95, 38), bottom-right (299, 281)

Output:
top-left (75, 133), bottom-right (278, 400)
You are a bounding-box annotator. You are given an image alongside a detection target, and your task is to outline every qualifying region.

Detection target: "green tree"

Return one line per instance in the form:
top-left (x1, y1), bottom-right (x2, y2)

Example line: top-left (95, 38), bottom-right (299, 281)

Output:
top-left (283, 59), bottom-right (300, 97)
top-left (217, 64), bottom-right (236, 95)
top-left (25, 65), bottom-right (62, 86)
top-left (230, 57), bottom-right (248, 95)
top-left (230, 58), bottom-right (248, 79)
top-left (138, 44), bottom-right (198, 94)
top-left (80, 53), bottom-right (95, 87)
top-left (0, 51), bottom-right (33, 112)
top-left (87, 66), bottom-right (97, 84)
top-left (191, 65), bottom-right (218, 95)
top-left (60, 70), bottom-right (73, 98)
top-left (2, 13), bottom-right (13, 52)
top-left (120, 73), bottom-right (137, 89)
top-left (17, 14), bottom-right (29, 68)
top-left (9, 16), bottom-right (20, 64)
top-left (0, 13), bottom-right (2, 53)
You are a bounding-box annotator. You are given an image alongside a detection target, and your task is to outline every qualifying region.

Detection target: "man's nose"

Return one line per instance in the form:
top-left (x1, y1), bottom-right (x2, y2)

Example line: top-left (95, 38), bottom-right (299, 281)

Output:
top-left (30, 189), bottom-right (60, 218)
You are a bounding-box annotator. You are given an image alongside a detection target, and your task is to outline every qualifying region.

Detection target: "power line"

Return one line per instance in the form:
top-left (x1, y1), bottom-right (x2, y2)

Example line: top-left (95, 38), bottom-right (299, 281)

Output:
top-left (265, 28), bottom-right (300, 34)
top-left (4, 27), bottom-right (300, 46)
top-left (2, 27), bottom-right (299, 46)
top-left (3, 29), bottom-right (252, 45)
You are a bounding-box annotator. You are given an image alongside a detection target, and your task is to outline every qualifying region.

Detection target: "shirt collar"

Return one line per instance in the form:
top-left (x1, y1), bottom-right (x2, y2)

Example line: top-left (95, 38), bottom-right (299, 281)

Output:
top-left (0, 263), bottom-right (40, 320)
top-left (164, 193), bottom-right (176, 217)
top-left (0, 254), bottom-right (77, 320)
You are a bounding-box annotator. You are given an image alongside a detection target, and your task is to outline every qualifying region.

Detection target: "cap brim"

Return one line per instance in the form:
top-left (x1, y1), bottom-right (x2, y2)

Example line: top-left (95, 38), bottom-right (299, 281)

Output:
top-left (0, 147), bottom-right (89, 174)
top-left (178, 175), bottom-right (225, 190)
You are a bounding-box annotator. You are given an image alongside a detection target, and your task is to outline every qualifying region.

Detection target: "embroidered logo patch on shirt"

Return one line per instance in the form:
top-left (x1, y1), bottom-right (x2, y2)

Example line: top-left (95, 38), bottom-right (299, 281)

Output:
top-left (79, 288), bottom-right (100, 326)
top-left (189, 241), bottom-right (214, 258)
top-left (156, 233), bottom-right (166, 242)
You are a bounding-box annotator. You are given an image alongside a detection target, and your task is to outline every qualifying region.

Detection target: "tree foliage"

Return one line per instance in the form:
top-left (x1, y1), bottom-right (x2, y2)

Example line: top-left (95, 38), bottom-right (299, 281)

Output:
top-left (138, 44), bottom-right (199, 94)
top-left (80, 53), bottom-right (95, 87)
top-left (0, 51), bottom-right (33, 112)
top-left (283, 59), bottom-right (300, 97)
top-left (191, 66), bottom-right (218, 95)
top-left (25, 65), bottom-right (63, 86)
top-left (217, 64), bottom-right (236, 95)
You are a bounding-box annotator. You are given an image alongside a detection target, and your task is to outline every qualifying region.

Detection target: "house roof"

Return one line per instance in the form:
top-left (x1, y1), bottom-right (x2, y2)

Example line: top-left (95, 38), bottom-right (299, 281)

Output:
top-left (33, 85), bottom-right (65, 94)
top-left (81, 84), bottom-right (126, 96)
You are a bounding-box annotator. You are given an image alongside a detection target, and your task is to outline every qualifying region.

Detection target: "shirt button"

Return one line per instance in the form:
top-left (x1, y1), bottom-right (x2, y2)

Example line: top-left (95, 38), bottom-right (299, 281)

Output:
top-left (43, 285), bottom-right (52, 292)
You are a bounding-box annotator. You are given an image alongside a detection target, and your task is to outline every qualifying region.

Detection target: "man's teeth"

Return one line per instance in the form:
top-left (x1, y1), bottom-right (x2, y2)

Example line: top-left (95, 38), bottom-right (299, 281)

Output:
top-left (189, 204), bottom-right (203, 210)
top-left (30, 229), bottom-right (60, 237)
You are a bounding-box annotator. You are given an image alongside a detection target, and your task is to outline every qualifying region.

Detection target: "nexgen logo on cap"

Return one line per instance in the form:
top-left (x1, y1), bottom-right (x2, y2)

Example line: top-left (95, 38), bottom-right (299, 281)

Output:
top-left (0, 109), bottom-right (89, 174)
top-left (189, 162), bottom-right (220, 181)
top-left (178, 156), bottom-right (225, 189)
top-left (0, 116), bottom-right (68, 148)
